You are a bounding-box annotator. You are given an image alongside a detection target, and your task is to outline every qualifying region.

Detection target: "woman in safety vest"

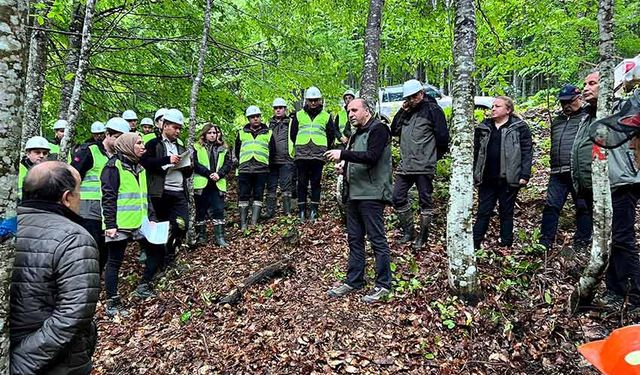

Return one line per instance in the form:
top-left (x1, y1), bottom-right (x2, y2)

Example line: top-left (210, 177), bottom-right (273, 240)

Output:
top-left (193, 123), bottom-right (232, 246)
top-left (100, 132), bottom-right (164, 318)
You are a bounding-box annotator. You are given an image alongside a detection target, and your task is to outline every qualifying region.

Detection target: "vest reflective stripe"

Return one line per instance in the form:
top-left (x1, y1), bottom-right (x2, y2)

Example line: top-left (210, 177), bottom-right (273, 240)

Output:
top-left (295, 110), bottom-right (329, 147)
top-left (239, 130), bottom-right (271, 165)
top-left (80, 144), bottom-right (108, 200)
top-left (114, 160), bottom-right (148, 230)
top-left (193, 143), bottom-right (210, 190)
top-left (338, 110), bottom-right (348, 135)
top-left (18, 163), bottom-right (27, 200)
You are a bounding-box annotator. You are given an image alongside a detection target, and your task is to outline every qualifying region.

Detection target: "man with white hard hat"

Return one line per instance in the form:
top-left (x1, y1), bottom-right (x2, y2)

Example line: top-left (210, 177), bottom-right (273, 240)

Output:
top-left (141, 108), bottom-right (193, 267)
top-left (290, 86), bottom-right (336, 221)
top-left (143, 108), bottom-right (168, 145)
top-left (48, 119), bottom-right (68, 159)
top-left (391, 79), bottom-right (449, 250)
top-left (71, 117), bottom-right (130, 272)
top-left (89, 121), bottom-right (106, 143)
top-left (140, 117), bottom-right (154, 136)
top-left (122, 110), bottom-right (138, 132)
top-left (19, 136), bottom-right (51, 200)
top-left (334, 89), bottom-right (356, 148)
top-left (234, 105), bottom-right (275, 230)
top-left (263, 98), bottom-right (295, 218)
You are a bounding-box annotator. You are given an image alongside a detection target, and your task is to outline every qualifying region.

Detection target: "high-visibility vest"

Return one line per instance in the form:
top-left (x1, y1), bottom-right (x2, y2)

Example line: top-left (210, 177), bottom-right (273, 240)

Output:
top-left (80, 144), bottom-right (109, 200)
top-left (113, 159), bottom-right (148, 230)
top-left (239, 129), bottom-right (271, 166)
top-left (193, 143), bottom-right (227, 192)
top-left (48, 142), bottom-right (60, 154)
top-left (142, 132), bottom-right (157, 145)
top-left (18, 163), bottom-right (27, 200)
top-left (295, 110), bottom-right (329, 147)
top-left (337, 110), bottom-right (349, 135)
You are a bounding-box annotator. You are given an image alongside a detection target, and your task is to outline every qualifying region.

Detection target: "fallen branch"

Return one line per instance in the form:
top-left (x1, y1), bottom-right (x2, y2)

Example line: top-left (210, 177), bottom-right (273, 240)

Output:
top-left (217, 259), bottom-right (293, 305)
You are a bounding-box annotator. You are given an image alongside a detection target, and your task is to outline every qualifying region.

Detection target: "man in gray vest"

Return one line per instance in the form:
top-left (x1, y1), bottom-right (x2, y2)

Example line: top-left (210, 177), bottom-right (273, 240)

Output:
top-left (325, 98), bottom-right (393, 303)
top-left (264, 98), bottom-right (295, 218)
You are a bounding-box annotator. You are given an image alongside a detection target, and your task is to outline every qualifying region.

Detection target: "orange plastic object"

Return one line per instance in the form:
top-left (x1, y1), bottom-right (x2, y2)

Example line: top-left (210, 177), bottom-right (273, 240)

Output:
top-left (579, 325), bottom-right (640, 375)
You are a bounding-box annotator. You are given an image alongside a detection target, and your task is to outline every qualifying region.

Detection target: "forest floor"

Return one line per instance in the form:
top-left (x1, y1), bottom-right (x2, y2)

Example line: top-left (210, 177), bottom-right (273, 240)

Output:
top-left (92, 110), bottom-right (637, 374)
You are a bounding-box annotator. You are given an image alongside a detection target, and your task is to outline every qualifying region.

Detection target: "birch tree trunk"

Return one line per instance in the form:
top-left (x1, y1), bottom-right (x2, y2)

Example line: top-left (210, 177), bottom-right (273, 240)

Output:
top-left (445, 0), bottom-right (479, 299)
top-left (186, 0), bottom-right (212, 245)
top-left (359, 0), bottom-right (384, 109)
top-left (59, 0), bottom-right (96, 162)
top-left (21, 1), bottom-right (52, 146)
top-left (58, 0), bottom-right (83, 119)
top-left (0, 0), bottom-right (28, 371)
top-left (570, 0), bottom-right (614, 311)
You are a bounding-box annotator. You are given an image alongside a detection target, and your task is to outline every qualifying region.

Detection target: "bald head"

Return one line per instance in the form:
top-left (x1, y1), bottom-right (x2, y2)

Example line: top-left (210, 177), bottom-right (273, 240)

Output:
top-left (346, 98), bottom-right (372, 128)
top-left (23, 161), bottom-right (81, 212)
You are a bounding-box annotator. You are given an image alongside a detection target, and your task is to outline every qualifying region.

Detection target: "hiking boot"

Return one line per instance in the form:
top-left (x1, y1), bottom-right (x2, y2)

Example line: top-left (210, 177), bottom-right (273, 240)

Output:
top-left (396, 208), bottom-right (415, 244)
top-left (251, 202), bottom-right (262, 226)
top-left (214, 224), bottom-right (228, 247)
top-left (282, 195), bottom-right (292, 215)
top-left (239, 203), bottom-right (249, 231)
top-left (328, 283), bottom-right (356, 298)
top-left (195, 222), bottom-right (207, 246)
top-left (105, 296), bottom-right (129, 318)
top-left (412, 209), bottom-right (433, 250)
top-left (308, 202), bottom-right (319, 222)
top-left (133, 283), bottom-right (156, 299)
top-left (361, 287), bottom-right (390, 303)
top-left (298, 203), bottom-right (306, 222)
top-left (264, 195), bottom-right (277, 219)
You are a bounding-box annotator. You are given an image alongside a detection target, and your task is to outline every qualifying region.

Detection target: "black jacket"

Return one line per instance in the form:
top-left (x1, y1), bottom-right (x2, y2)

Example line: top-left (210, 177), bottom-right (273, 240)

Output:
top-left (140, 136), bottom-right (193, 197)
top-left (71, 141), bottom-right (109, 180)
top-left (11, 203), bottom-right (100, 375)
top-left (550, 107), bottom-right (588, 174)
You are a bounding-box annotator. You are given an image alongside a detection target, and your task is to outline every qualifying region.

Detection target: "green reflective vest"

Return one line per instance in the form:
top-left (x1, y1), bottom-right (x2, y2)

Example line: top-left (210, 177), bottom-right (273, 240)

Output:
top-left (337, 110), bottom-right (349, 136)
top-left (142, 133), bottom-right (157, 145)
top-left (239, 129), bottom-right (272, 166)
top-left (18, 163), bottom-right (27, 200)
top-left (114, 160), bottom-right (148, 230)
top-left (80, 144), bottom-right (109, 200)
top-left (295, 110), bottom-right (330, 147)
top-left (193, 143), bottom-right (227, 192)
top-left (48, 142), bottom-right (60, 154)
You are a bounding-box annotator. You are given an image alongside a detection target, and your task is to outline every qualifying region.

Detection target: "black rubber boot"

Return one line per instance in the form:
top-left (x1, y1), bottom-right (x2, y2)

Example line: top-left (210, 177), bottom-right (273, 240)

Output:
top-left (298, 203), bottom-right (306, 222)
top-left (308, 202), bottom-right (319, 222)
top-left (282, 195), bottom-right (292, 215)
top-left (214, 224), bottom-right (228, 247)
top-left (412, 210), bottom-right (433, 250)
top-left (251, 202), bottom-right (262, 226)
top-left (396, 208), bottom-right (415, 244)
top-left (263, 195), bottom-right (277, 219)
top-left (239, 204), bottom-right (249, 231)
top-left (195, 222), bottom-right (207, 246)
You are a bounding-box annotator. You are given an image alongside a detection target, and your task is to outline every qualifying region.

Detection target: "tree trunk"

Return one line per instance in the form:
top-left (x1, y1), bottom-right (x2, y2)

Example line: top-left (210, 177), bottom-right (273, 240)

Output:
top-left (22, 1), bottom-right (52, 146)
top-left (59, 0), bottom-right (96, 162)
top-left (0, 0), bottom-right (28, 371)
top-left (58, 0), bottom-right (83, 119)
top-left (570, 0), bottom-right (615, 312)
top-left (446, 0), bottom-right (479, 299)
top-left (186, 0), bottom-right (212, 245)
top-left (359, 0), bottom-right (384, 108)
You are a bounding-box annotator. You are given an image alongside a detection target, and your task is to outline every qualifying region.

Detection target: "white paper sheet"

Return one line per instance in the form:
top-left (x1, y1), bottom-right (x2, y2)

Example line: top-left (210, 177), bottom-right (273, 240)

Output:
top-left (140, 217), bottom-right (170, 245)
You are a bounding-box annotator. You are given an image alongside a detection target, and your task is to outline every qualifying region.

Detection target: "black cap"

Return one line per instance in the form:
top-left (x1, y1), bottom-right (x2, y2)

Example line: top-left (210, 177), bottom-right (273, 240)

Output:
top-left (558, 84), bottom-right (581, 101)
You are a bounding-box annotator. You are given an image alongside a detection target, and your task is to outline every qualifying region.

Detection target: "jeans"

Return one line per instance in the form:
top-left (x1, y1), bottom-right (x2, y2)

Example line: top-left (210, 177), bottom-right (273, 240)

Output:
top-left (151, 190), bottom-right (189, 264)
top-left (607, 184), bottom-right (640, 304)
top-left (473, 179), bottom-right (520, 247)
top-left (296, 159), bottom-right (324, 203)
top-left (104, 239), bottom-right (164, 298)
top-left (195, 185), bottom-right (225, 222)
top-left (391, 174), bottom-right (434, 210)
top-left (539, 172), bottom-right (592, 248)
top-left (267, 163), bottom-right (294, 197)
top-left (237, 172), bottom-right (268, 202)
top-left (345, 200), bottom-right (392, 289)
top-left (81, 218), bottom-right (107, 273)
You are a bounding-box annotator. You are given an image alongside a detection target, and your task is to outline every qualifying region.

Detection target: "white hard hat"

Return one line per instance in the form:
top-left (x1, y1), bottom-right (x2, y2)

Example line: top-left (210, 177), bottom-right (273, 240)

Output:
top-left (245, 105), bottom-right (262, 117)
top-left (105, 117), bottom-right (130, 134)
top-left (25, 136), bottom-right (51, 151)
top-left (90, 121), bottom-right (106, 133)
top-left (163, 108), bottom-right (184, 125)
top-left (154, 107), bottom-right (168, 120)
top-left (343, 89), bottom-right (356, 98)
top-left (304, 86), bottom-right (322, 99)
top-left (140, 117), bottom-right (154, 126)
top-left (272, 98), bottom-right (287, 107)
top-left (53, 119), bottom-right (68, 130)
top-left (122, 110), bottom-right (138, 121)
top-left (402, 79), bottom-right (423, 99)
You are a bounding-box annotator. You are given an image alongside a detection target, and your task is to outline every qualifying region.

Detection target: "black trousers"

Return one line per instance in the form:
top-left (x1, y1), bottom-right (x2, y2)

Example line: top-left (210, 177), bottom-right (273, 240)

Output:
top-left (151, 190), bottom-right (189, 264)
top-left (296, 159), bottom-right (324, 204)
top-left (81, 218), bottom-right (107, 273)
top-left (237, 172), bottom-right (268, 202)
top-left (345, 200), bottom-right (392, 289)
top-left (105, 238), bottom-right (164, 298)
top-left (267, 163), bottom-right (294, 197)
top-left (391, 174), bottom-right (434, 210)
top-left (473, 179), bottom-right (520, 247)
top-left (607, 184), bottom-right (640, 304)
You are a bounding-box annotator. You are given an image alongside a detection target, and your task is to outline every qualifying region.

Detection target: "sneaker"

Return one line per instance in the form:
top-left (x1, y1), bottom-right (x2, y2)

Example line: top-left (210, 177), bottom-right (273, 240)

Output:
top-left (105, 296), bottom-right (129, 318)
top-left (133, 283), bottom-right (156, 299)
top-left (328, 283), bottom-right (355, 298)
top-left (361, 287), bottom-right (390, 303)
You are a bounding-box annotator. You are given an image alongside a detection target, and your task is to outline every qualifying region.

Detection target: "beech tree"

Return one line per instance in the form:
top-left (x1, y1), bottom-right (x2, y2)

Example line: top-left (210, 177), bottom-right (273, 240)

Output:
top-left (445, 0), bottom-right (478, 297)
top-left (359, 0), bottom-right (384, 107)
top-left (0, 0), bottom-right (28, 370)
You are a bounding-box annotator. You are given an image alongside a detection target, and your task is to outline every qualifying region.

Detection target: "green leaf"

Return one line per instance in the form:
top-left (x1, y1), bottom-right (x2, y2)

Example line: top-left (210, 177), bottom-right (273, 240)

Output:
top-left (544, 290), bottom-right (552, 305)
top-left (64, 72), bottom-right (75, 82)
top-left (442, 320), bottom-right (455, 329)
top-left (180, 310), bottom-right (192, 323)
top-left (36, 15), bottom-right (45, 26)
